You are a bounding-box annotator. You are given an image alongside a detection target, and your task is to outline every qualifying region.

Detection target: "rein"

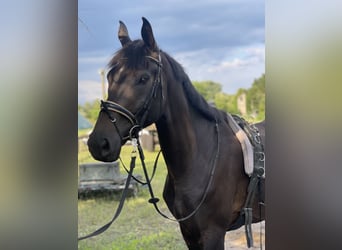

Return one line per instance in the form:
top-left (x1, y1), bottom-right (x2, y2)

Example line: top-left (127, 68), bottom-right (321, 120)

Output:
top-left (146, 120), bottom-right (220, 222)
top-left (79, 116), bottom-right (219, 240)
top-left (78, 139), bottom-right (138, 241)
top-left (119, 149), bottom-right (162, 185)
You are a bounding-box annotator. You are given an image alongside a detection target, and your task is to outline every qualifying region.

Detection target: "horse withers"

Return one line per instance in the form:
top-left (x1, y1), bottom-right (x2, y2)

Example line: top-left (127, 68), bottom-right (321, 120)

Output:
top-left (87, 17), bottom-right (265, 250)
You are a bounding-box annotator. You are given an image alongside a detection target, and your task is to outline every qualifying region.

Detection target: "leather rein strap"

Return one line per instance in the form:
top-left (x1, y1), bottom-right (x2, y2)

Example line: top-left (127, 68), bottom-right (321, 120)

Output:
top-left (78, 142), bottom-right (137, 241)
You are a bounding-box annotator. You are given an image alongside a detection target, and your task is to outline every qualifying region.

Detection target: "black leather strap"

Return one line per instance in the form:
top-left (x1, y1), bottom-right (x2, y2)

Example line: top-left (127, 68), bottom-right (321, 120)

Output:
top-left (78, 155), bottom-right (136, 241)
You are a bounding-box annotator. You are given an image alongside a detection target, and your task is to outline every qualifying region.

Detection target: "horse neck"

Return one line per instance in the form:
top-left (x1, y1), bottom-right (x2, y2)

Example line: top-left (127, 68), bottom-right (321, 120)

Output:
top-left (155, 76), bottom-right (215, 179)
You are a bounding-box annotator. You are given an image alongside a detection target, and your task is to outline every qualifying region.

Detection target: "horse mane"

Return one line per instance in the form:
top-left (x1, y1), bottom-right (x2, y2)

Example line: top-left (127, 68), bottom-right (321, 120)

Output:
top-left (162, 52), bottom-right (224, 122)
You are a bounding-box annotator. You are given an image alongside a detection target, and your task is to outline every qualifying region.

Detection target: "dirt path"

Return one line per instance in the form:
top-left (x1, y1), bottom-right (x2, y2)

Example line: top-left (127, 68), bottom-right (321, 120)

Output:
top-left (225, 221), bottom-right (265, 250)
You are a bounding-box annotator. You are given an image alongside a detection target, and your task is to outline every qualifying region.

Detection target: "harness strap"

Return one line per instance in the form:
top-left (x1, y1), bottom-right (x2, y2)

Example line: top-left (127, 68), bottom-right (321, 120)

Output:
top-left (242, 172), bottom-right (260, 248)
top-left (120, 149), bottom-right (162, 185)
top-left (78, 152), bottom-right (137, 241)
top-left (143, 121), bottom-right (220, 222)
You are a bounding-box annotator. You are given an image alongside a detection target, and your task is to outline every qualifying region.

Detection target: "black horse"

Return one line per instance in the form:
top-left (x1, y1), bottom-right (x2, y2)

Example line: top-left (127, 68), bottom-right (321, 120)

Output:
top-left (87, 17), bottom-right (265, 250)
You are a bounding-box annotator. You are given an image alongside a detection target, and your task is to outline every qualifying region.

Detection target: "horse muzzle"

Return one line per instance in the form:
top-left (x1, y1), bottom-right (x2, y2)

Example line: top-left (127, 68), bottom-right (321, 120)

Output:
top-left (87, 132), bottom-right (122, 162)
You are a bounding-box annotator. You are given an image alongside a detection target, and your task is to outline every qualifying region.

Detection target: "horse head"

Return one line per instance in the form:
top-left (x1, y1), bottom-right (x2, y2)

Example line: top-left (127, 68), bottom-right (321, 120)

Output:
top-left (87, 18), bottom-right (165, 162)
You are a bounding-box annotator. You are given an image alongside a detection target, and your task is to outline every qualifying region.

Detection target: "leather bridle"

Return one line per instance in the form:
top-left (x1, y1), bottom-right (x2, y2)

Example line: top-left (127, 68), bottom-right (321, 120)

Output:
top-left (100, 51), bottom-right (163, 141)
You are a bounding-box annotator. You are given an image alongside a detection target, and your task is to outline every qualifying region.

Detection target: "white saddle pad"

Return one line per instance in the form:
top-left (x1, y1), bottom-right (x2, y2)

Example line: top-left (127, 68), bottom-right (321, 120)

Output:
top-left (226, 113), bottom-right (264, 177)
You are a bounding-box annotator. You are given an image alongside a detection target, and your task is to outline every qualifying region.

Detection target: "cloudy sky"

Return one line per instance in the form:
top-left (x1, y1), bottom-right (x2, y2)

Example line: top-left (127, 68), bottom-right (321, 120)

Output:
top-left (78, 0), bottom-right (264, 104)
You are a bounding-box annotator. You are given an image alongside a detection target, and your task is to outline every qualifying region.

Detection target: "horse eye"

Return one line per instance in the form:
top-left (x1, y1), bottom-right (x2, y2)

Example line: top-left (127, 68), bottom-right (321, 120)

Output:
top-left (138, 74), bottom-right (150, 84)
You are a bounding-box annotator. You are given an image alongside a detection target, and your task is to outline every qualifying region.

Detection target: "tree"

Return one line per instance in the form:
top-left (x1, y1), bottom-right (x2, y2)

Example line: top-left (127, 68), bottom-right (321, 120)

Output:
top-left (246, 74), bottom-right (265, 121)
top-left (192, 81), bottom-right (222, 102)
top-left (214, 92), bottom-right (238, 114)
top-left (191, 75), bottom-right (265, 122)
top-left (78, 99), bottom-right (101, 124)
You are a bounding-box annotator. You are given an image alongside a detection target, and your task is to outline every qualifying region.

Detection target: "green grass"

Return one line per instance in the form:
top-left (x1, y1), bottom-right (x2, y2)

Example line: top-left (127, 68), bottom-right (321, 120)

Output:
top-left (78, 144), bottom-right (187, 249)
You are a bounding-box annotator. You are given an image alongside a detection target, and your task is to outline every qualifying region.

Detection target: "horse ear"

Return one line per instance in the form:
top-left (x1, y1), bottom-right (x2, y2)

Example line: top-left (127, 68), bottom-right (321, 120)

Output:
top-left (141, 17), bottom-right (157, 50)
top-left (118, 20), bottom-right (131, 46)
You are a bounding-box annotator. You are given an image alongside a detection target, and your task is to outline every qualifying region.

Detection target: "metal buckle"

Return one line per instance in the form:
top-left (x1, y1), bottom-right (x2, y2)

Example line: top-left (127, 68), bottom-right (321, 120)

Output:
top-left (254, 134), bottom-right (261, 144)
top-left (256, 152), bottom-right (265, 162)
top-left (129, 125), bottom-right (141, 140)
top-left (131, 138), bottom-right (138, 157)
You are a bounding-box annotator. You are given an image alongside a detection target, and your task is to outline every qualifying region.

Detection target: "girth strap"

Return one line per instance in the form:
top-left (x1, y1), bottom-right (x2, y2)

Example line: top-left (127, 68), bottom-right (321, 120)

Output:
top-left (227, 114), bottom-right (265, 248)
top-left (242, 171), bottom-right (262, 248)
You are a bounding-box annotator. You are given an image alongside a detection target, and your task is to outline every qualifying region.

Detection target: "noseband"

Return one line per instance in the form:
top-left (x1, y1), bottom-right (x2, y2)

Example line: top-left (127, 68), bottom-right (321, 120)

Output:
top-left (100, 51), bottom-right (163, 141)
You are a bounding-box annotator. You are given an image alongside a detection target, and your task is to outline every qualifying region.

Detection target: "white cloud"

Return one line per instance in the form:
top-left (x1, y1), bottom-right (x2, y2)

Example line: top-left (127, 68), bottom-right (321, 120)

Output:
top-left (208, 58), bottom-right (250, 72)
top-left (208, 56), bottom-right (262, 72)
top-left (172, 45), bottom-right (264, 94)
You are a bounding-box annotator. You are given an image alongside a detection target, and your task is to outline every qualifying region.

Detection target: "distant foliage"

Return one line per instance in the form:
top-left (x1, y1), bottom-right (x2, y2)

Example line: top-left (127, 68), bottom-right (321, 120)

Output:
top-left (214, 92), bottom-right (238, 114)
top-left (192, 74), bottom-right (265, 122)
top-left (78, 99), bottom-right (101, 124)
top-left (246, 74), bottom-right (265, 121)
top-left (192, 81), bottom-right (222, 102)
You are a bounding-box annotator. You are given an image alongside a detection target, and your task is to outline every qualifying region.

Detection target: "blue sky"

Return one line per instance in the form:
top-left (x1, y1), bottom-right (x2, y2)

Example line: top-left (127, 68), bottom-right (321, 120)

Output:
top-left (78, 0), bottom-right (264, 104)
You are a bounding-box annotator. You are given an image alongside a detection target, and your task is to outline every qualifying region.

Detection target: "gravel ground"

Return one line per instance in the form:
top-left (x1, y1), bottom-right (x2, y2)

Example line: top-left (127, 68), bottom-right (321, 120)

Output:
top-left (225, 221), bottom-right (265, 250)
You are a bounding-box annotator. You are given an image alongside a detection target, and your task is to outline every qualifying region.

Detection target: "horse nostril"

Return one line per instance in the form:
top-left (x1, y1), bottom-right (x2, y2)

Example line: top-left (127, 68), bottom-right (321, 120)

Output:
top-left (100, 138), bottom-right (110, 151)
top-left (88, 134), bottom-right (121, 162)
